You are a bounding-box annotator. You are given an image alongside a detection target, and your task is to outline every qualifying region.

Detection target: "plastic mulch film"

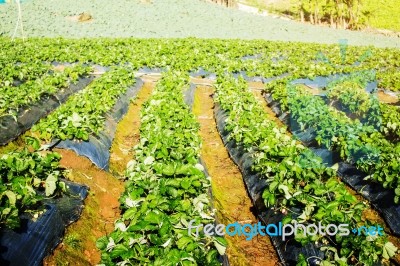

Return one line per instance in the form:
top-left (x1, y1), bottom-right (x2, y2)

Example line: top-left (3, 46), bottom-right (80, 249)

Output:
top-left (337, 163), bottom-right (400, 236)
top-left (137, 67), bottom-right (164, 75)
top-left (0, 76), bottom-right (95, 146)
top-left (183, 83), bottom-right (197, 110)
top-left (290, 75), bottom-right (377, 93)
top-left (54, 78), bottom-right (144, 170)
top-left (192, 70), bottom-right (263, 82)
top-left (232, 71), bottom-right (263, 82)
top-left (261, 91), bottom-right (400, 237)
top-left (189, 67), bottom-right (217, 80)
top-left (214, 103), bottom-right (324, 266)
top-left (0, 181), bottom-right (88, 266)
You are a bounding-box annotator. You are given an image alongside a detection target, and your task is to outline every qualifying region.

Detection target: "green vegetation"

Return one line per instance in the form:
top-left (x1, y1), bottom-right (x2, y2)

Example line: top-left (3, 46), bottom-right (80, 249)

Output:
top-left (215, 74), bottom-right (396, 265)
top-left (325, 71), bottom-right (376, 112)
top-left (64, 233), bottom-right (83, 250)
top-left (0, 64), bottom-right (91, 117)
top-left (327, 79), bottom-right (373, 115)
top-left (97, 73), bottom-right (224, 265)
top-left (1, 0), bottom-right (399, 47)
top-left (380, 103), bottom-right (400, 142)
top-left (364, 0), bottom-right (400, 31)
top-left (265, 79), bottom-right (400, 203)
top-left (240, 0), bottom-right (400, 31)
top-left (0, 137), bottom-right (66, 229)
top-left (0, 37), bottom-right (400, 264)
top-left (32, 68), bottom-right (135, 141)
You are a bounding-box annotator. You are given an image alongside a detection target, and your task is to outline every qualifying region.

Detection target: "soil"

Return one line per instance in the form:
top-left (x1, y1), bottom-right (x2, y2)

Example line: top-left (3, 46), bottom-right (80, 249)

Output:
top-left (78, 13), bottom-right (93, 23)
top-left (1, 0), bottom-right (399, 48)
top-left (52, 65), bottom-right (66, 72)
top-left (300, 84), bottom-right (325, 95)
top-left (193, 85), bottom-right (279, 266)
top-left (109, 78), bottom-right (157, 176)
top-left (66, 13), bottom-right (93, 23)
top-left (191, 77), bottom-right (215, 86)
top-left (249, 81), bottom-right (288, 128)
top-left (43, 149), bottom-right (124, 266)
top-left (43, 77), bottom-right (157, 266)
top-left (378, 91), bottom-right (399, 104)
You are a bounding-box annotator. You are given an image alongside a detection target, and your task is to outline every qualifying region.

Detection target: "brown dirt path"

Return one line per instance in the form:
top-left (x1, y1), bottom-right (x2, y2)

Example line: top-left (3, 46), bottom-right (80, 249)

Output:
top-left (109, 77), bottom-right (158, 176)
top-left (43, 77), bottom-right (156, 266)
top-left (249, 81), bottom-right (288, 129)
top-left (43, 150), bottom-right (124, 266)
top-left (193, 85), bottom-right (279, 266)
top-left (378, 91), bottom-right (398, 104)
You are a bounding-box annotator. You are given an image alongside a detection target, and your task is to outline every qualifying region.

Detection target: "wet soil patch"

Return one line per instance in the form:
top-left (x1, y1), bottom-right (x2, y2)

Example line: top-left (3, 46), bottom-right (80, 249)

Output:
top-left (43, 150), bottom-right (124, 266)
top-left (193, 85), bottom-right (279, 266)
top-left (109, 80), bottom-right (156, 176)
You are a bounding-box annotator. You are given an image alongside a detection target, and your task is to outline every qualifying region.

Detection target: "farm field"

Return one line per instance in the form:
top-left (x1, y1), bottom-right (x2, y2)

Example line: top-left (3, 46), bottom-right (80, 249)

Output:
top-left (1, 0), bottom-right (400, 48)
top-left (1, 37), bottom-right (400, 266)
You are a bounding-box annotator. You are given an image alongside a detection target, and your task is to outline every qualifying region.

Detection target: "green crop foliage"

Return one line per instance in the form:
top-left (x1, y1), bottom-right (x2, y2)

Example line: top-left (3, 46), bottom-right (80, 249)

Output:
top-left (0, 37), bottom-right (399, 265)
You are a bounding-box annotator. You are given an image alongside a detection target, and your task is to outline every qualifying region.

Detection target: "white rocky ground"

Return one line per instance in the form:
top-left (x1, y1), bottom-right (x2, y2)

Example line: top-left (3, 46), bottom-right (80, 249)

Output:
top-left (0, 0), bottom-right (399, 48)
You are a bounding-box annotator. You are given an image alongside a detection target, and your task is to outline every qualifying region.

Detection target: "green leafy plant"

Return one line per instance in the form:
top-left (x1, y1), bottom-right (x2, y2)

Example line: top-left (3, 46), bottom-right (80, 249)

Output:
top-left (265, 79), bottom-right (400, 203)
top-left (215, 75), bottom-right (397, 265)
top-left (97, 72), bottom-right (224, 265)
top-left (0, 137), bottom-right (66, 229)
top-left (0, 64), bottom-right (92, 116)
top-left (32, 67), bottom-right (135, 141)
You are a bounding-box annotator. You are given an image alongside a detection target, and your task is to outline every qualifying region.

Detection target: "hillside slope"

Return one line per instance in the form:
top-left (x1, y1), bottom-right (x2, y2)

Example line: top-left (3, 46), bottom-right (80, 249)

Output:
top-left (0, 0), bottom-right (399, 48)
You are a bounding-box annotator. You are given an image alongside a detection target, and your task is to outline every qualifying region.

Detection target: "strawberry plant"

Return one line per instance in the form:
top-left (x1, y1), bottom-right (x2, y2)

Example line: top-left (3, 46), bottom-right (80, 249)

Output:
top-left (0, 137), bottom-right (66, 229)
top-left (97, 72), bottom-right (224, 265)
top-left (215, 75), bottom-right (396, 265)
top-left (265, 78), bottom-right (400, 203)
top-left (0, 61), bottom-right (50, 88)
top-left (327, 79), bottom-right (372, 116)
top-left (0, 64), bottom-right (92, 117)
top-left (378, 103), bottom-right (400, 142)
top-left (377, 68), bottom-right (400, 92)
top-left (32, 67), bottom-right (135, 141)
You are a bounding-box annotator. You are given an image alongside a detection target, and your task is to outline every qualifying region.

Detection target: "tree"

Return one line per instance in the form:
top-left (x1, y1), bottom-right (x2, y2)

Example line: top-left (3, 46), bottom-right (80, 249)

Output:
top-left (294, 0), bottom-right (366, 29)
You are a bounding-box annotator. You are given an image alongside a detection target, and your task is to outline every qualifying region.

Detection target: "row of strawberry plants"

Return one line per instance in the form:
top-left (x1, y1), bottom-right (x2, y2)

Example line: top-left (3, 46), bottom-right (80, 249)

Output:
top-left (0, 64), bottom-right (92, 117)
top-left (4, 38), bottom-right (400, 89)
top-left (0, 61), bottom-right (50, 87)
top-left (377, 68), bottom-right (400, 92)
top-left (97, 72), bottom-right (224, 265)
top-left (325, 72), bottom-right (376, 117)
top-left (0, 137), bottom-right (66, 229)
top-left (335, 88), bottom-right (400, 144)
top-left (214, 74), bottom-right (396, 265)
top-left (379, 103), bottom-right (400, 142)
top-left (2, 38), bottom-right (400, 92)
top-left (31, 67), bottom-right (135, 142)
top-left (264, 78), bottom-right (400, 203)
top-left (323, 73), bottom-right (400, 143)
